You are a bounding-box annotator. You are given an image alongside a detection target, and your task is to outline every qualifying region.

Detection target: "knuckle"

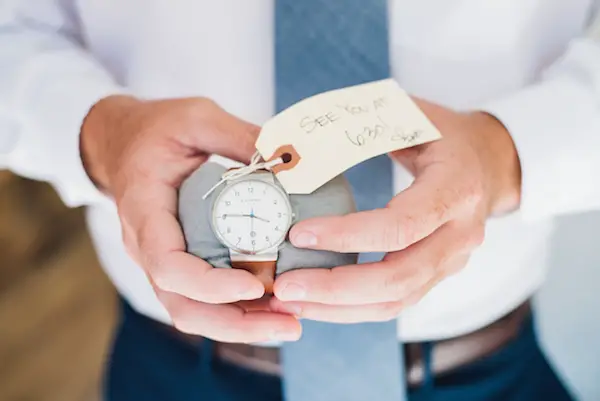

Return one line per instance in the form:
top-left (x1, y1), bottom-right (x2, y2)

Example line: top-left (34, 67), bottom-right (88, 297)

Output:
top-left (387, 213), bottom-right (416, 250)
top-left (459, 181), bottom-right (484, 210)
top-left (384, 224), bottom-right (403, 251)
top-left (195, 96), bottom-right (217, 109)
top-left (467, 224), bottom-right (486, 249)
top-left (445, 255), bottom-right (469, 276)
top-left (382, 269), bottom-right (408, 300)
top-left (453, 223), bottom-right (485, 254)
top-left (432, 191), bottom-right (454, 221)
top-left (187, 97), bottom-right (218, 119)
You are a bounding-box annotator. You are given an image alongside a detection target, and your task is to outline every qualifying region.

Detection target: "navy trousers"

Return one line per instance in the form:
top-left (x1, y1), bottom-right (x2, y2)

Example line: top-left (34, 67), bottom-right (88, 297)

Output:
top-left (105, 300), bottom-right (576, 401)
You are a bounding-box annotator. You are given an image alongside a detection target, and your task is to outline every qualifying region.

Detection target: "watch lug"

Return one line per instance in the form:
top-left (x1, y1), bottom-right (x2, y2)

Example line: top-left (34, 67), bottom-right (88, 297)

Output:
top-left (253, 171), bottom-right (275, 184)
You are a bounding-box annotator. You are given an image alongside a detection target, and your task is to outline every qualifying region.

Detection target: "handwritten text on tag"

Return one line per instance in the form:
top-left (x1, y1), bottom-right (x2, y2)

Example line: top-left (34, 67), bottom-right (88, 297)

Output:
top-left (256, 79), bottom-right (442, 194)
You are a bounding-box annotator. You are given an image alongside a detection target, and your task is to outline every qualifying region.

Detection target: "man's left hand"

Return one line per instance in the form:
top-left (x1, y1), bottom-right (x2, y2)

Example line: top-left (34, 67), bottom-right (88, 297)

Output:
top-left (271, 99), bottom-right (522, 323)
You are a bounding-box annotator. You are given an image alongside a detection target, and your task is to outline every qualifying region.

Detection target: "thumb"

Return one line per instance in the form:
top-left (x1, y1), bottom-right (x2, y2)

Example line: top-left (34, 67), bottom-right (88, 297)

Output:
top-left (187, 99), bottom-right (260, 164)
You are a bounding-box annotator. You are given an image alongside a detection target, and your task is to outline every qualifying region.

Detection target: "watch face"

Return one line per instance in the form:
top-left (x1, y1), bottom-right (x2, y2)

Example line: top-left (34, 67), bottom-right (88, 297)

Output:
top-left (211, 177), bottom-right (293, 254)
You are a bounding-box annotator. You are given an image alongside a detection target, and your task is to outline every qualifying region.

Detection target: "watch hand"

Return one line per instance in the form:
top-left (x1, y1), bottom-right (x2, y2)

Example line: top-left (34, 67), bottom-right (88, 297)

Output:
top-left (249, 208), bottom-right (270, 223)
top-left (250, 209), bottom-right (255, 241)
top-left (222, 212), bottom-right (269, 222)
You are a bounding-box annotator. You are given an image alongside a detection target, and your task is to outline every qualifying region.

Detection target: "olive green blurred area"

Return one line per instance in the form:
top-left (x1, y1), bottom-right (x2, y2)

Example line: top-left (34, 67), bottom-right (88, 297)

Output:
top-left (0, 171), bottom-right (117, 401)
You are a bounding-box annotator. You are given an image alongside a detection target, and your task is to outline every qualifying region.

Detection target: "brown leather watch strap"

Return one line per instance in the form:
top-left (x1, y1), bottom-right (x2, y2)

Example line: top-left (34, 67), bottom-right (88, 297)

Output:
top-left (224, 167), bottom-right (278, 294)
top-left (231, 260), bottom-right (277, 294)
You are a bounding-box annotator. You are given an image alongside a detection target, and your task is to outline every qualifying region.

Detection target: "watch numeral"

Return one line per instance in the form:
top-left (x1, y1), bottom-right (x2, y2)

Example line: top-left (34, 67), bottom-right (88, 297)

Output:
top-left (234, 191), bottom-right (240, 197)
top-left (273, 200), bottom-right (278, 205)
top-left (277, 212), bottom-right (282, 218)
top-left (236, 237), bottom-right (242, 245)
top-left (248, 187), bottom-right (254, 193)
top-left (251, 240), bottom-right (256, 246)
top-left (226, 227), bottom-right (231, 234)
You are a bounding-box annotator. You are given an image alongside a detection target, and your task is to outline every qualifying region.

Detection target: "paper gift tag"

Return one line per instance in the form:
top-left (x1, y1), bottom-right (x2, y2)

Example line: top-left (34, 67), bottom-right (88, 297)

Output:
top-left (256, 79), bottom-right (442, 194)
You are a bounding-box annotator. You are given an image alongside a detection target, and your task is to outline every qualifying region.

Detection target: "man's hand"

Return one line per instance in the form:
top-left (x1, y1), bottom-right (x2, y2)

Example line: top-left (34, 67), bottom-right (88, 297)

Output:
top-left (271, 98), bottom-right (521, 323)
top-left (81, 95), bottom-right (301, 342)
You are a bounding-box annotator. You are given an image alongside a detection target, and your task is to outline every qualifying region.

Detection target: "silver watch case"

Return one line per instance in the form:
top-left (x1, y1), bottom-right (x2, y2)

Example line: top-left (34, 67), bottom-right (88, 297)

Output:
top-left (210, 171), bottom-right (295, 260)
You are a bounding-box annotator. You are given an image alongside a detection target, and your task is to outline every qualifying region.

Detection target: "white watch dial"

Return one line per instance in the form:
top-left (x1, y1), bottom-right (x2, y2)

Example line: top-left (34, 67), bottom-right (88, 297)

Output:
top-left (212, 178), bottom-right (293, 254)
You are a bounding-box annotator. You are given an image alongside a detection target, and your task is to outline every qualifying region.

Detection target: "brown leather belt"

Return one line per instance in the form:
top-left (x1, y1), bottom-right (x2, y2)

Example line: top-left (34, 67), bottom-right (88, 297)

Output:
top-left (156, 301), bottom-right (530, 388)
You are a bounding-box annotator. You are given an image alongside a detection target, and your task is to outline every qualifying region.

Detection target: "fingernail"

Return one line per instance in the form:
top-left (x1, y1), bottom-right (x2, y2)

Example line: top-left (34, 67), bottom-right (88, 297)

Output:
top-left (279, 283), bottom-right (306, 300)
top-left (269, 330), bottom-right (300, 341)
top-left (292, 231), bottom-right (318, 248)
top-left (238, 288), bottom-right (263, 300)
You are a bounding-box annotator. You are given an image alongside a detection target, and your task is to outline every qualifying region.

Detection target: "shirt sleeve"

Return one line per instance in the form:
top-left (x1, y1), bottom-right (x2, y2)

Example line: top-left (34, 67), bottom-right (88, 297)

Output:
top-left (481, 17), bottom-right (600, 221)
top-left (0, 1), bottom-right (127, 207)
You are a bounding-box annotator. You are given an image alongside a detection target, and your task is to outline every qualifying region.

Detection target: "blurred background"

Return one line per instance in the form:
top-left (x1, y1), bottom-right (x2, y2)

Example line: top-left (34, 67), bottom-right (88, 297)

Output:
top-left (0, 171), bottom-right (116, 401)
top-left (1, 171), bottom-right (600, 401)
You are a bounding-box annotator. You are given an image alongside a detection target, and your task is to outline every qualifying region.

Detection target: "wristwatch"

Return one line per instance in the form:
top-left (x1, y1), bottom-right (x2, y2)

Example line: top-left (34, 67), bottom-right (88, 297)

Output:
top-left (210, 170), bottom-right (294, 294)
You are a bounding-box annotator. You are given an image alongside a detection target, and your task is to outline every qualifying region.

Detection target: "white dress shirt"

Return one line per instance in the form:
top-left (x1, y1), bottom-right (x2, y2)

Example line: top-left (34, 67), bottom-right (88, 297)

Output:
top-left (2, 0), bottom-right (600, 342)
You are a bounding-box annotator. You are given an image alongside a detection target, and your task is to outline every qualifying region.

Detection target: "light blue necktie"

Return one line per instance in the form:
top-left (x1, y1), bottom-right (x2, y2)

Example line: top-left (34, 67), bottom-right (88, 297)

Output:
top-left (275, 1), bottom-right (406, 401)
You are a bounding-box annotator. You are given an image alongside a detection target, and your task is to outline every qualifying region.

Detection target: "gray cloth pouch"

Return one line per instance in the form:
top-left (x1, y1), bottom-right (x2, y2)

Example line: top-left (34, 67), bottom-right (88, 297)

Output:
top-left (178, 162), bottom-right (358, 293)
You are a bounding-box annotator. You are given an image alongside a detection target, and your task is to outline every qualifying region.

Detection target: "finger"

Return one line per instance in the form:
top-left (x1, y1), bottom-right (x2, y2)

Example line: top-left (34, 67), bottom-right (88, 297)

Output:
top-left (276, 220), bottom-right (482, 305)
top-left (275, 260), bottom-right (432, 306)
top-left (153, 252), bottom-right (265, 303)
top-left (183, 98), bottom-right (259, 164)
top-left (270, 297), bottom-right (404, 323)
top-left (120, 180), bottom-right (264, 303)
top-left (270, 271), bottom-right (451, 324)
top-left (158, 290), bottom-right (302, 343)
top-left (290, 165), bottom-right (461, 253)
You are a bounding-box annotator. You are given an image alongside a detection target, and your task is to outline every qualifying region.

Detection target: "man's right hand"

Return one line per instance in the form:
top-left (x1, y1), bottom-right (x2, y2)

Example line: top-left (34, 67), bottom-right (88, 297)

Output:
top-left (81, 95), bottom-right (301, 343)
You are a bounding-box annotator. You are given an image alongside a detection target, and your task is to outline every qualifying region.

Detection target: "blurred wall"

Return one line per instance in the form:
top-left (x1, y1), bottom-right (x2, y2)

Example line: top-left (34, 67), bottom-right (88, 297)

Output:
top-left (0, 172), bottom-right (116, 401)
top-left (536, 213), bottom-right (600, 401)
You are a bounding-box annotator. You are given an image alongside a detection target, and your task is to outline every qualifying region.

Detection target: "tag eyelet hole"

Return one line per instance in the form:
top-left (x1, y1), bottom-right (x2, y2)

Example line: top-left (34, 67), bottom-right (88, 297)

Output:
top-left (281, 152), bottom-right (292, 164)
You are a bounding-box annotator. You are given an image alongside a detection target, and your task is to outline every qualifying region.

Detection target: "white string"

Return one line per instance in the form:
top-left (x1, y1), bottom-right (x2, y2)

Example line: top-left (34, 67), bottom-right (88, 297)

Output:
top-left (202, 151), bottom-right (284, 200)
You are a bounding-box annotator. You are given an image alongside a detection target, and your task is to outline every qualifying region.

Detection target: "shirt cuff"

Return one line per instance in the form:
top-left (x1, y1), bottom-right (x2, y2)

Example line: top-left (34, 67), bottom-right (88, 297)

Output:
top-left (480, 77), bottom-right (600, 221)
